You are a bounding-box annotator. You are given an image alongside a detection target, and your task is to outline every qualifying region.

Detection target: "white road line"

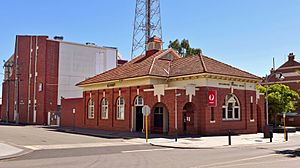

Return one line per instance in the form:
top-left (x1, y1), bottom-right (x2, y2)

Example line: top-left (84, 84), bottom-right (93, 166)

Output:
top-left (24, 142), bottom-right (141, 150)
top-left (121, 148), bottom-right (173, 153)
top-left (190, 154), bottom-right (278, 168)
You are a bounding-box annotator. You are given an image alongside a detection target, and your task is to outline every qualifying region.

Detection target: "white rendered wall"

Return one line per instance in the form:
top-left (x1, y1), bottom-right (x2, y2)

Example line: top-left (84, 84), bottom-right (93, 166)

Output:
top-left (58, 42), bottom-right (117, 104)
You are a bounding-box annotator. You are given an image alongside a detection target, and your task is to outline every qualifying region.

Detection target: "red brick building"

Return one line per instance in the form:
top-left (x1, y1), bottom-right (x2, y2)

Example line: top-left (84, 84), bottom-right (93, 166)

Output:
top-left (62, 37), bottom-right (265, 135)
top-left (1, 35), bottom-right (120, 125)
top-left (267, 53), bottom-right (300, 126)
top-left (267, 53), bottom-right (300, 94)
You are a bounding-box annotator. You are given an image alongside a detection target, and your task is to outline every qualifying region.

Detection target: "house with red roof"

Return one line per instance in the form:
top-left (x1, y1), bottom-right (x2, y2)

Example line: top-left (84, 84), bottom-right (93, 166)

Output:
top-left (61, 36), bottom-right (265, 135)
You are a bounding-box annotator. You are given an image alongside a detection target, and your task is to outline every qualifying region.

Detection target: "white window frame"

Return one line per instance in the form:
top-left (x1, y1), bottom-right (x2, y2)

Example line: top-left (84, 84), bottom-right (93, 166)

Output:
top-left (88, 99), bottom-right (95, 119)
top-left (116, 97), bottom-right (125, 120)
top-left (134, 96), bottom-right (144, 106)
top-left (222, 95), bottom-right (240, 120)
top-left (101, 98), bottom-right (109, 119)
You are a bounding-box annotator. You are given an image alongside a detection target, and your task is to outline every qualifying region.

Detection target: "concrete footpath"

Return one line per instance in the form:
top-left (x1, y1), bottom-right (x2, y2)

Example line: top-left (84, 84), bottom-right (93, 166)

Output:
top-left (144, 132), bottom-right (300, 149)
top-left (0, 143), bottom-right (24, 160)
top-left (59, 127), bottom-right (300, 149)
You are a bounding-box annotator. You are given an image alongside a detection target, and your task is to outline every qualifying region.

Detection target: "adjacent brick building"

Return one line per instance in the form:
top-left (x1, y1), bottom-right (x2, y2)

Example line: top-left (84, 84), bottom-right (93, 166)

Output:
top-left (1, 35), bottom-right (120, 125)
top-left (62, 36), bottom-right (265, 135)
top-left (267, 53), bottom-right (300, 126)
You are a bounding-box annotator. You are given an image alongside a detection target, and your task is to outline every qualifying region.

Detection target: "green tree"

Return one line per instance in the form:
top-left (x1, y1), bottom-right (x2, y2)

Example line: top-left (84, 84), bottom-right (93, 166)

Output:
top-left (168, 39), bottom-right (202, 57)
top-left (257, 84), bottom-right (299, 126)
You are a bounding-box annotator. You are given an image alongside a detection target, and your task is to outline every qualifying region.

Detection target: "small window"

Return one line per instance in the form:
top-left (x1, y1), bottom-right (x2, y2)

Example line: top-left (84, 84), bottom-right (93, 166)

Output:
top-left (134, 96), bottom-right (144, 106)
top-left (88, 99), bottom-right (95, 119)
top-left (210, 107), bottom-right (215, 121)
top-left (222, 94), bottom-right (240, 120)
top-left (250, 103), bottom-right (254, 120)
top-left (101, 98), bottom-right (108, 119)
top-left (222, 108), bottom-right (226, 118)
top-left (116, 97), bottom-right (125, 120)
top-left (39, 83), bottom-right (43, 92)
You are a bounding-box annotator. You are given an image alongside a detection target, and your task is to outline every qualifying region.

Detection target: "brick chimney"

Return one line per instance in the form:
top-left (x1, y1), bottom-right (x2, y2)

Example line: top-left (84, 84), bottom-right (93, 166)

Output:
top-left (288, 52), bottom-right (295, 61)
top-left (146, 36), bottom-right (163, 57)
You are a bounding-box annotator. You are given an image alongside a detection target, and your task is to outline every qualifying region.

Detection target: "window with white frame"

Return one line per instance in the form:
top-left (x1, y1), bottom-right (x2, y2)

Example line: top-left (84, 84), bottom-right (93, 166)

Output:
top-left (88, 99), bottom-right (95, 119)
top-left (222, 94), bottom-right (240, 120)
top-left (101, 98), bottom-right (108, 119)
top-left (116, 97), bottom-right (125, 120)
top-left (134, 96), bottom-right (144, 106)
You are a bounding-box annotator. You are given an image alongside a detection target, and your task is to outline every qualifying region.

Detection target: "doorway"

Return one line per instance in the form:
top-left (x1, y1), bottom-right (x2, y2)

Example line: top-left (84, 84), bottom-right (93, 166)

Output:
top-left (183, 102), bottom-right (195, 134)
top-left (133, 96), bottom-right (144, 132)
top-left (152, 103), bottom-right (169, 134)
top-left (136, 106), bottom-right (143, 132)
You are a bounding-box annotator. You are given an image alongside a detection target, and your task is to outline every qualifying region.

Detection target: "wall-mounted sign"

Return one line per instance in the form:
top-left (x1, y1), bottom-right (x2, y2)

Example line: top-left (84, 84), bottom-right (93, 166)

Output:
top-left (107, 83), bottom-right (115, 87)
top-left (208, 90), bottom-right (217, 107)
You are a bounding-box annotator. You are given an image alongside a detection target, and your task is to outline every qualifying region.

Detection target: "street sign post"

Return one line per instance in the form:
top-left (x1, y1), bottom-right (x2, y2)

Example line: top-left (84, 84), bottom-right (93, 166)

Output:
top-left (283, 113), bottom-right (286, 142)
top-left (142, 105), bottom-right (151, 143)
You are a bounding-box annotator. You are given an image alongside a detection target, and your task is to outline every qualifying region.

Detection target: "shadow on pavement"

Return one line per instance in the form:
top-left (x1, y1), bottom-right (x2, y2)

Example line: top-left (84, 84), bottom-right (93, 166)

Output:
top-left (45, 126), bottom-right (207, 140)
top-left (275, 148), bottom-right (300, 158)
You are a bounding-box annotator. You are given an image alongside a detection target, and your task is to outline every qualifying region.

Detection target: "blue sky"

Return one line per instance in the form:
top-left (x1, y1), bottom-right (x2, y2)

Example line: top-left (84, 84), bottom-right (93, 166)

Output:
top-left (1, 0), bottom-right (300, 96)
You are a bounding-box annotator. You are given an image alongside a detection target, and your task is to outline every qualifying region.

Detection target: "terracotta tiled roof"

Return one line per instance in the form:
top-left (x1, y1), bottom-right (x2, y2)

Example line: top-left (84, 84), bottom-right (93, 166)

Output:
top-left (77, 49), bottom-right (260, 86)
top-left (201, 55), bottom-right (260, 79)
top-left (278, 59), bottom-right (300, 69)
top-left (77, 50), bottom-right (167, 85)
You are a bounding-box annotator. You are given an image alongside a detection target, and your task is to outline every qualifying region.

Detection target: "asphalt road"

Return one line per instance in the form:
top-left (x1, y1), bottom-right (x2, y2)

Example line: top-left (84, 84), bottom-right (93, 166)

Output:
top-left (0, 125), bottom-right (299, 168)
top-left (0, 143), bottom-right (299, 168)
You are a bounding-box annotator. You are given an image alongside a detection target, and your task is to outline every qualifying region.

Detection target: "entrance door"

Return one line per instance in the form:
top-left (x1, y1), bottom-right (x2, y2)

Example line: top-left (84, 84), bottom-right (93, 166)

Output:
top-left (136, 106), bottom-right (143, 132)
top-left (183, 102), bottom-right (195, 134)
top-left (154, 106), bottom-right (164, 133)
top-left (183, 112), bottom-right (187, 132)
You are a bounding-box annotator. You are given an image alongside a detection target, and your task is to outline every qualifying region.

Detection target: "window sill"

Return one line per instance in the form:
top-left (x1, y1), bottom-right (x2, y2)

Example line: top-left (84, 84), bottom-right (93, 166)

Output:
top-left (87, 118), bottom-right (95, 120)
top-left (116, 118), bottom-right (125, 121)
top-left (210, 120), bottom-right (216, 124)
top-left (250, 119), bottom-right (255, 122)
top-left (101, 118), bottom-right (109, 120)
top-left (222, 119), bottom-right (241, 121)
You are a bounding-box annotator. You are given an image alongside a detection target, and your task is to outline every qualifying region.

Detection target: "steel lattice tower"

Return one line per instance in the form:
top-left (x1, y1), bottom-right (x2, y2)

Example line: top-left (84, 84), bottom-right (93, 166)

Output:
top-left (131, 0), bottom-right (162, 59)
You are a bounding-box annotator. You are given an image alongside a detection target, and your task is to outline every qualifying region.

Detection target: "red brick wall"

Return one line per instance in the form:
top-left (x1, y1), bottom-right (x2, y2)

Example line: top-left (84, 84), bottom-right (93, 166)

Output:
top-left (63, 85), bottom-right (263, 136)
top-left (1, 35), bottom-right (59, 125)
top-left (200, 87), bottom-right (258, 135)
top-left (61, 98), bottom-right (84, 127)
top-left (257, 95), bottom-right (265, 132)
top-left (286, 116), bottom-right (300, 126)
top-left (44, 40), bottom-right (59, 123)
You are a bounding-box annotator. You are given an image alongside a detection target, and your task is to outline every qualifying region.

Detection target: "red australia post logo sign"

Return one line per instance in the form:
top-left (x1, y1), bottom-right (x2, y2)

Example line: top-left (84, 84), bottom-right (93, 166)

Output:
top-left (208, 90), bottom-right (217, 107)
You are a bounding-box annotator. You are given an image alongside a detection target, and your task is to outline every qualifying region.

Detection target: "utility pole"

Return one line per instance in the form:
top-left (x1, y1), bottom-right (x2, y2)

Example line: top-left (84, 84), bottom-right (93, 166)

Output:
top-left (131, 0), bottom-right (162, 59)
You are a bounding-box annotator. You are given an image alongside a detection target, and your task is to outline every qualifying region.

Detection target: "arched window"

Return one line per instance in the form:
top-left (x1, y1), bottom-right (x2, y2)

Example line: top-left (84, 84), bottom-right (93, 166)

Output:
top-left (88, 99), bottom-right (95, 119)
top-left (222, 94), bottom-right (240, 120)
top-left (134, 96), bottom-right (144, 106)
top-left (101, 98), bottom-right (108, 119)
top-left (116, 97), bottom-right (125, 120)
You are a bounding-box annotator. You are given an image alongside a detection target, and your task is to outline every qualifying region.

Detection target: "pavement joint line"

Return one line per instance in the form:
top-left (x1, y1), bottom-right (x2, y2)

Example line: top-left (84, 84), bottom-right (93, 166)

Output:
top-left (23, 142), bottom-right (142, 150)
top-left (190, 153), bottom-right (278, 168)
top-left (121, 148), bottom-right (173, 153)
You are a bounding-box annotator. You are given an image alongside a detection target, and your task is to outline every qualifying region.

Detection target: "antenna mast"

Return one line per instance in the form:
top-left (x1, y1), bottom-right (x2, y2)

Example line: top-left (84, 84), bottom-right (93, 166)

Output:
top-left (131, 0), bottom-right (162, 59)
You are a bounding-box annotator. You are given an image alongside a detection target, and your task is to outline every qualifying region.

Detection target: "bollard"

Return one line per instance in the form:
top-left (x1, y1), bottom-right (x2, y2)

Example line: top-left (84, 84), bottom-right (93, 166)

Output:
top-left (285, 131), bottom-right (288, 141)
top-left (269, 130), bottom-right (273, 142)
top-left (228, 130), bottom-right (231, 145)
top-left (175, 129), bottom-right (178, 142)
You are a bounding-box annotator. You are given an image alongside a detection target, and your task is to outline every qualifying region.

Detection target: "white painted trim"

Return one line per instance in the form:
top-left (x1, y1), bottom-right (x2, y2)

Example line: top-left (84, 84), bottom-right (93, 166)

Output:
top-left (266, 80), bottom-right (299, 84)
top-left (143, 87), bottom-right (198, 92)
top-left (210, 120), bottom-right (216, 124)
top-left (250, 119), bottom-right (255, 122)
